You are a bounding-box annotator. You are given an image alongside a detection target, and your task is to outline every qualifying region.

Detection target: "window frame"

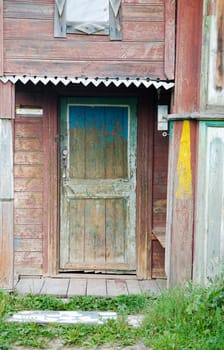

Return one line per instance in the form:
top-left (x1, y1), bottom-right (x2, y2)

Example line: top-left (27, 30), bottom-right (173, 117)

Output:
top-left (54, 0), bottom-right (122, 40)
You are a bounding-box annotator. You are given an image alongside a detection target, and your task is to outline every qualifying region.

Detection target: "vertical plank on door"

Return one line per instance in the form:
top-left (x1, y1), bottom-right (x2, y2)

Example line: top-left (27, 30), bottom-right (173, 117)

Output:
top-left (85, 199), bottom-right (106, 264)
top-left (106, 199), bottom-right (126, 263)
top-left (104, 107), bottom-right (128, 179)
top-left (85, 107), bottom-right (105, 179)
top-left (70, 109), bottom-right (86, 178)
top-left (69, 199), bottom-right (85, 263)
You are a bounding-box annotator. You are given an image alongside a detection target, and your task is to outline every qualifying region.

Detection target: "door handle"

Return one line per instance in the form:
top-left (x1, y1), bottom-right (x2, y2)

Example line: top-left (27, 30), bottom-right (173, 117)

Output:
top-left (62, 149), bottom-right (68, 179)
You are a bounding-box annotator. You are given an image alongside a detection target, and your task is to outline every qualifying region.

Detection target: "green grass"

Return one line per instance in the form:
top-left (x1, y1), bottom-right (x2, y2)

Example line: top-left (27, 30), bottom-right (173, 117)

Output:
top-left (0, 278), bottom-right (224, 349)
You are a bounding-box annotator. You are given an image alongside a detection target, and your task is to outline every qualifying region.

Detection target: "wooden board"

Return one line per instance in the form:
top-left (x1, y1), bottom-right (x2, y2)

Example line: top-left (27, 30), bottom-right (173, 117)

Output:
top-left (16, 278), bottom-right (44, 295)
top-left (0, 82), bottom-right (15, 119)
top-left (136, 97), bottom-right (154, 279)
top-left (166, 121), bottom-right (196, 286)
top-left (164, 0), bottom-right (175, 79)
top-left (40, 278), bottom-right (70, 297)
top-left (0, 0), bottom-right (3, 75)
top-left (194, 122), bottom-right (224, 283)
top-left (87, 279), bottom-right (107, 297)
top-left (0, 201), bottom-right (13, 289)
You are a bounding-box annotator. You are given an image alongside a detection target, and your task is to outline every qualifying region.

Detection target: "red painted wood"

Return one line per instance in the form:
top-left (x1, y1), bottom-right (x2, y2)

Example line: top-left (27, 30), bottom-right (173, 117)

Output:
top-left (5, 40), bottom-right (164, 61)
top-left (164, 0), bottom-right (175, 79)
top-left (173, 0), bottom-right (203, 113)
top-left (0, 82), bottom-right (15, 119)
top-left (136, 96), bottom-right (154, 279)
top-left (5, 60), bottom-right (166, 80)
top-left (0, 0), bottom-right (3, 76)
top-left (3, 0), bottom-right (167, 80)
top-left (123, 5), bottom-right (164, 21)
top-left (123, 22), bottom-right (164, 41)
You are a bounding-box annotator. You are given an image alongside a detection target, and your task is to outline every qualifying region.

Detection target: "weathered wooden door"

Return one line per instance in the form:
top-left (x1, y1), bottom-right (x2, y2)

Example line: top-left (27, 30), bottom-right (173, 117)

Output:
top-left (60, 97), bottom-right (137, 272)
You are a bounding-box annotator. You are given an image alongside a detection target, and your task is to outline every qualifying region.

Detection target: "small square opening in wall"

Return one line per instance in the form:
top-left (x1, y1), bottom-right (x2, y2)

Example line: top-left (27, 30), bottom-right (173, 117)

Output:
top-left (67, 0), bottom-right (109, 35)
top-left (54, 0), bottom-right (122, 40)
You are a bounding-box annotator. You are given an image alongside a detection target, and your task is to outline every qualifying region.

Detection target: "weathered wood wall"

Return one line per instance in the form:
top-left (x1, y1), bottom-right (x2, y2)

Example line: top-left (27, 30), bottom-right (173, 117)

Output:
top-left (14, 90), bottom-right (54, 277)
top-left (3, 0), bottom-right (173, 80)
top-left (13, 85), bottom-right (168, 279)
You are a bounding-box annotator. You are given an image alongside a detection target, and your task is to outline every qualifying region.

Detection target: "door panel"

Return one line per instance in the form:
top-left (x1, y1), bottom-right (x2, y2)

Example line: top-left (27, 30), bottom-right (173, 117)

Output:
top-left (60, 98), bottom-right (137, 271)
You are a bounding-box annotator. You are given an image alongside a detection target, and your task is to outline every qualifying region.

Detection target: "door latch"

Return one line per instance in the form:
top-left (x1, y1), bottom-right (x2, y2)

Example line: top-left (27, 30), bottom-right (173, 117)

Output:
top-left (62, 149), bottom-right (68, 179)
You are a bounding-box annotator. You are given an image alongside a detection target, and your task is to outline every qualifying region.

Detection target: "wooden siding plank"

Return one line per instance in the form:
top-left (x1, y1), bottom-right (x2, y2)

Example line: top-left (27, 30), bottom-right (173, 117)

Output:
top-left (4, 1), bottom-right (53, 20)
top-left (14, 224), bottom-right (43, 239)
top-left (5, 60), bottom-right (166, 80)
top-left (15, 138), bottom-right (43, 151)
top-left (107, 279), bottom-right (128, 296)
top-left (0, 201), bottom-right (13, 289)
top-left (14, 192), bottom-right (43, 209)
top-left (0, 0), bottom-right (3, 75)
top-left (123, 0), bottom-right (163, 3)
top-left (87, 279), bottom-right (107, 297)
top-left (14, 165), bottom-right (44, 178)
top-left (14, 152), bottom-right (44, 165)
top-left (14, 178), bottom-right (43, 192)
top-left (15, 122), bottom-right (43, 138)
top-left (40, 278), bottom-right (70, 297)
top-left (164, 0), bottom-right (175, 79)
top-left (0, 82), bottom-right (15, 119)
top-left (122, 5), bottom-right (164, 21)
top-left (14, 251), bottom-right (43, 266)
top-left (15, 208), bottom-right (43, 225)
top-left (16, 278), bottom-right (44, 295)
top-left (5, 40), bottom-right (164, 61)
top-left (14, 265), bottom-right (42, 276)
top-left (68, 279), bottom-right (87, 297)
top-left (14, 238), bottom-right (42, 252)
top-left (5, 19), bottom-right (165, 42)
top-left (123, 21), bottom-right (164, 41)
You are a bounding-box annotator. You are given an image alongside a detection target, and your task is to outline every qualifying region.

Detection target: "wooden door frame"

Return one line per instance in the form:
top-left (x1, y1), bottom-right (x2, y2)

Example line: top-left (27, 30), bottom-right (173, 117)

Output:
top-left (47, 91), bottom-right (154, 279)
top-left (136, 97), bottom-right (154, 279)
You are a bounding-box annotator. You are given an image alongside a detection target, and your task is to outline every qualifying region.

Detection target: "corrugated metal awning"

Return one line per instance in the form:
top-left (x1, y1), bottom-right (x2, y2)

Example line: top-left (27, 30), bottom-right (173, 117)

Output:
top-left (0, 75), bottom-right (174, 90)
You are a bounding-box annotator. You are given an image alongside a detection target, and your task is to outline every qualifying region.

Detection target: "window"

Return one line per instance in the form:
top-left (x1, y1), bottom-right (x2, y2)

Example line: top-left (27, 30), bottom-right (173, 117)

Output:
top-left (54, 0), bottom-right (122, 40)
